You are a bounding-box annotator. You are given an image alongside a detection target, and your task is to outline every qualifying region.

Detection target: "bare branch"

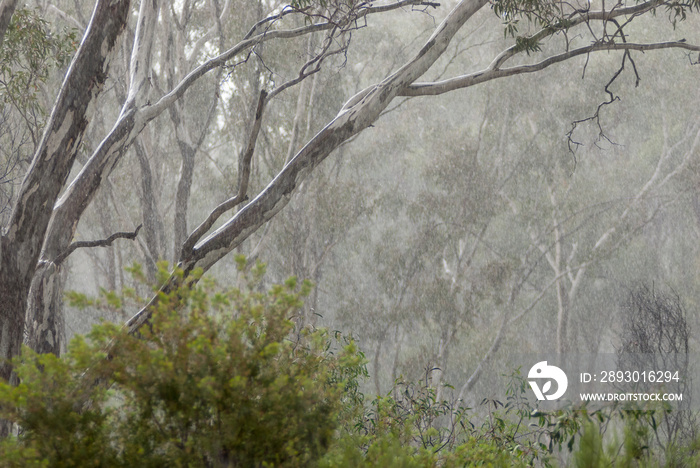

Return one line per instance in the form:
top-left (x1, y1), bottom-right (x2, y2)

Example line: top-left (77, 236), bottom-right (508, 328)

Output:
top-left (401, 40), bottom-right (700, 96)
top-left (566, 48), bottom-right (637, 150)
top-left (53, 225), bottom-right (142, 266)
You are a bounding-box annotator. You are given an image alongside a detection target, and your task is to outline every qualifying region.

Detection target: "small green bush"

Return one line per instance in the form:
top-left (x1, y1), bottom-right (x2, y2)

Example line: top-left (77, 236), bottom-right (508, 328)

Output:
top-left (0, 261), bottom-right (366, 467)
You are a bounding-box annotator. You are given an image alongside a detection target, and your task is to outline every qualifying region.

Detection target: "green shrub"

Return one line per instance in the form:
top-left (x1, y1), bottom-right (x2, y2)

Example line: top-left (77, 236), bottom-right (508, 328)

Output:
top-left (0, 261), bottom-right (366, 467)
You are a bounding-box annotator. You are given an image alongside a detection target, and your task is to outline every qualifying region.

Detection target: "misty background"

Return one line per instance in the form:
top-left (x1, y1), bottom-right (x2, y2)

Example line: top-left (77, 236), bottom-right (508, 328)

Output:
top-left (3, 0), bottom-right (700, 409)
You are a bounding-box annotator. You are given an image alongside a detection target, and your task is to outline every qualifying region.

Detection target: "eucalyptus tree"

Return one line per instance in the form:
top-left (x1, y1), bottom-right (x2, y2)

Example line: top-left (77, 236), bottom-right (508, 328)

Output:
top-left (1, 0), bottom-right (699, 388)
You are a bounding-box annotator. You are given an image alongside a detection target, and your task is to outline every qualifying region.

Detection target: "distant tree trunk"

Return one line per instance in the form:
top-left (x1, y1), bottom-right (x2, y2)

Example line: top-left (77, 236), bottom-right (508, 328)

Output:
top-left (373, 334), bottom-right (385, 396)
top-left (135, 137), bottom-right (166, 280)
top-left (166, 4), bottom-right (222, 263)
top-left (173, 138), bottom-right (197, 261)
top-left (285, 33), bottom-right (317, 164)
top-left (555, 278), bottom-right (570, 354)
top-left (432, 327), bottom-right (457, 402)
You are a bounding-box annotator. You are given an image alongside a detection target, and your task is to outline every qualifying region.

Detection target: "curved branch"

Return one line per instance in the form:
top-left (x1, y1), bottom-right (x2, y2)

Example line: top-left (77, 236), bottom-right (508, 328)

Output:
top-left (489, 0), bottom-right (667, 70)
top-left (401, 40), bottom-right (700, 96)
top-left (53, 225), bottom-right (142, 266)
top-left (143, 0), bottom-right (437, 120)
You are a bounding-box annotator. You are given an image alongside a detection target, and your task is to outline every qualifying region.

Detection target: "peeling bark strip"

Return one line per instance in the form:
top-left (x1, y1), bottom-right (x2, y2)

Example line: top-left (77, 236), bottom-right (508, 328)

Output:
top-left (0, 0), bottom-right (131, 383)
top-left (26, 263), bottom-right (65, 356)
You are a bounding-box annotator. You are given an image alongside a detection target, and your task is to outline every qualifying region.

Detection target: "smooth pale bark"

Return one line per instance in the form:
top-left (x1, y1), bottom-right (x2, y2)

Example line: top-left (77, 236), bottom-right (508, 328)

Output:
top-left (0, 0), bottom-right (131, 383)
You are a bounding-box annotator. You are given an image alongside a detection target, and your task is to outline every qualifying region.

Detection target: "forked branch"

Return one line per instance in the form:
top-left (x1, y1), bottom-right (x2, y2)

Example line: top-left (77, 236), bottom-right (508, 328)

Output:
top-left (180, 90), bottom-right (267, 257)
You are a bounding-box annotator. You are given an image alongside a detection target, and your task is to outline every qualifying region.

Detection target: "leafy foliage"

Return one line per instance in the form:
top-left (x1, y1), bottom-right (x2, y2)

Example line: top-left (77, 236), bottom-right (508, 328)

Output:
top-left (1, 260), bottom-right (365, 467)
top-left (5, 263), bottom-right (700, 466)
top-left (324, 368), bottom-right (700, 467)
top-left (324, 371), bottom-right (548, 467)
top-left (493, 0), bottom-right (568, 41)
top-left (0, 7), bottom-right (77, 114)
